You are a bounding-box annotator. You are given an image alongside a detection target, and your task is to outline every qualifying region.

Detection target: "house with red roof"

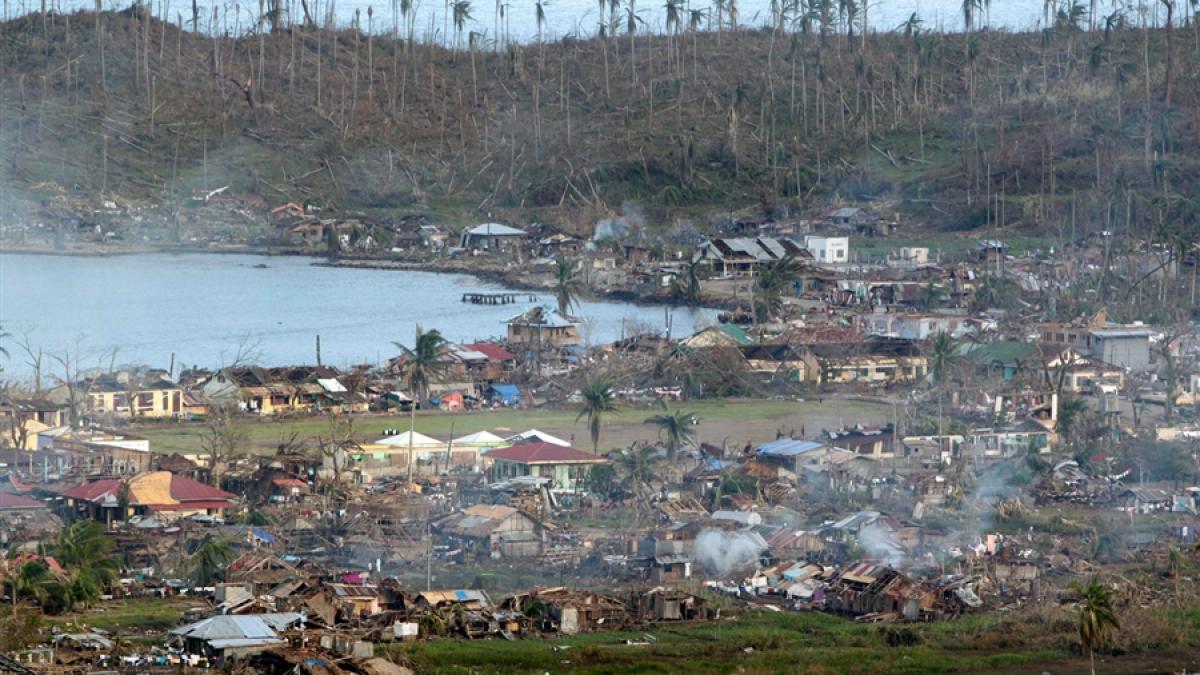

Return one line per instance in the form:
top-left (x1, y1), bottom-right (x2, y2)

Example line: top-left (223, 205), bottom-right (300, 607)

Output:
top-left (485, 442), bottom-right (608, 492)
top-left (461, 343), bottom-right (517, 382)
top-left (61, 471), bottom-right (236, 524)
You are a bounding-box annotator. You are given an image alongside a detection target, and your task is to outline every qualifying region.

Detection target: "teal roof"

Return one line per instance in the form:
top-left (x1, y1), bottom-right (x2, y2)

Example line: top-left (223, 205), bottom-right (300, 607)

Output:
top-left (958, 340), bottom-right (1035, 367)
top-left (718, 324), bottom-right (756, 345)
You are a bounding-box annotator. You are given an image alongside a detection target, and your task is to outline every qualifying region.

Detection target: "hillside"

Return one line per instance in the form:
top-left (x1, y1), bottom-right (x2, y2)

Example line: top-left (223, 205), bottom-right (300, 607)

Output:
top-left (1, 7), bottom-right (1198, 239)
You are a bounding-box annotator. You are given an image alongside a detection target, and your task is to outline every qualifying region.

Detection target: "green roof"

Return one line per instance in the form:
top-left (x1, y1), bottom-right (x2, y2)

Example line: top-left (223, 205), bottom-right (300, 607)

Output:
top-left (718, 324), bottom-right (756, 345)
top-left (958, 340), bottom-right (1035, 367)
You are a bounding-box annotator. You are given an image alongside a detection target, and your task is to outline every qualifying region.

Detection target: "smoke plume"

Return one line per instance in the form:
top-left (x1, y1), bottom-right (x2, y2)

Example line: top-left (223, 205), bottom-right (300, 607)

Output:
top-left (694, 529), bottom-right (765, 578)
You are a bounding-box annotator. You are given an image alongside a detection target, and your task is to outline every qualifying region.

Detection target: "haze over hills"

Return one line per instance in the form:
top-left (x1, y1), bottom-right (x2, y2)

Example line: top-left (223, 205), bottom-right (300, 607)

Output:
top-left (0, 6), bottom-right (1197, 240)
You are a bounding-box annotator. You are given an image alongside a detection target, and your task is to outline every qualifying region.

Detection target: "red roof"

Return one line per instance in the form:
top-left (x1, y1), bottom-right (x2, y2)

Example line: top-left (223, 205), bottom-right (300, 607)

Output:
top-left (168, 475), bottom-right (236, 501)
top-left (272, 478), bottom-right (308, 488)
top-left (61, 480), bottom-right (121, 502)
top-left (462, 342), bottom-right (516, 362)
top-left (147, 500), bottom-right (233, 512)
top-left (60, 472), bottom-right (235, 507)
top-left (485, 442), bottom-right (607, 464)
top-left (0, 492), bottom-right (44, 510)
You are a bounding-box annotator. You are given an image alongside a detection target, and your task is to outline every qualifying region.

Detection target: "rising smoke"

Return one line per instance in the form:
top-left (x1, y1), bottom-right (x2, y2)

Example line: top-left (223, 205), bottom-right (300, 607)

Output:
top-left (694, 529), bottom-right (765, 578)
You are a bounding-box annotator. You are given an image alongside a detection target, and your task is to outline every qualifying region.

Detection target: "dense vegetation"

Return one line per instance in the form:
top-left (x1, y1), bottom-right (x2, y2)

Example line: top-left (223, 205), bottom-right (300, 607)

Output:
top-left (0, 5), bottom-right (1198, 239)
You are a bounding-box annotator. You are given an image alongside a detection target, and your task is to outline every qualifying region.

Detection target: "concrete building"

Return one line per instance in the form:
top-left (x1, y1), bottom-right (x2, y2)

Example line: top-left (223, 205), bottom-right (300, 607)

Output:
top-left (803, 235), bottom-right (850, 263)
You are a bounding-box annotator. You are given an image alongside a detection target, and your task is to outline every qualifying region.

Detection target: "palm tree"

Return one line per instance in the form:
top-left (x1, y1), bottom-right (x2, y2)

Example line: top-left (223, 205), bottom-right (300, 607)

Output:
top-left (897, 11), bottom-right (922, 38)
top-left (1056, 396), bottom-right (1089, 445)
top-left (190, 536), bottom-right (237, 586)
top-left (1061, 576), bottom-right (1119, 675)
top-left (614, 441), bottom-right (661, 524)
top-left (52, 521), bottom-right (119, 589)
top-left (577, 373), bottom-right (617, 452)
top-left (534, 0), bottom-right (549, 43)
top-left (664, 0), bottom-right (682, 32)
top-left (452, 0), bottom-right (472, 50)
top-left (671, 258), bottom-right (706, 305)
top-left (961, 0), bottom-right (978, 31)
top-left (754, 254), bottom-right (805, 322)
top-left (394, 325), bottom-right (449, 482)
top-left (644, 401), bottom-right (697, 462)
top-left (553, 257), bottom-right (586, 317)
top-left (926, 331), bottom-right (958, 443)
top-left (10, 561), bottom-right (49, 616)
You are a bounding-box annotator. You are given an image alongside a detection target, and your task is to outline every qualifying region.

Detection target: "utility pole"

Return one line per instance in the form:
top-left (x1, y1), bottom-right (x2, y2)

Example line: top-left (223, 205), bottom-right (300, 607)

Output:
top-left (426, 519), bottom-right (433, 591)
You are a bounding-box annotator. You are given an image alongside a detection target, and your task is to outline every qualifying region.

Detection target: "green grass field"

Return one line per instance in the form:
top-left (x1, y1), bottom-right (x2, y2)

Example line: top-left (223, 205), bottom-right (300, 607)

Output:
top-left (379, 609), bottom-right (1102, 674)
top-left (50, 597), bottom-right (201, 635)
top-left (137, 398), bottom-right (891, 456)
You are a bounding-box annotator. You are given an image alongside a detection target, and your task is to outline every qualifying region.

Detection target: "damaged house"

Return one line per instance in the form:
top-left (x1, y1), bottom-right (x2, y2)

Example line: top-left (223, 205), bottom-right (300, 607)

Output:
top-left (435, 504), bottom-right (547, 560)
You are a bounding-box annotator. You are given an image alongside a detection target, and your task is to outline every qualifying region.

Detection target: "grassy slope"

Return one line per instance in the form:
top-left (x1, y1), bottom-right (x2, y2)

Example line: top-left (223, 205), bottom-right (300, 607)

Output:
top-left (1, 12), bottom-right (1197, 239)
top-left (136, 397), bottom-right (890, 454)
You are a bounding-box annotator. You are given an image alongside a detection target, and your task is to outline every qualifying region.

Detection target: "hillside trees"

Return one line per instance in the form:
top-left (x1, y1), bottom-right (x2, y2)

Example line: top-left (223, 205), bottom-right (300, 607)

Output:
top-left (0, 3), bottom-right (1195, 245)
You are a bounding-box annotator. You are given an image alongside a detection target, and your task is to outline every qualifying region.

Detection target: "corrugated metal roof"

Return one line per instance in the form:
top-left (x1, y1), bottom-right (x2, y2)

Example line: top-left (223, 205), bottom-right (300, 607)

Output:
top-left (756, 439), bottom-right (825, 457)
top-left (419, 589), bottom-right (491, 606)
top-left (466, 223), bottom-right (527, 236)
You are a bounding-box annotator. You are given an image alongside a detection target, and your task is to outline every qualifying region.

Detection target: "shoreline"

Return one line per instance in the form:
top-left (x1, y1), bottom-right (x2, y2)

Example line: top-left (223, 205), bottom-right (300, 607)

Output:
top-left (2, 241), bottom-right (735, 312)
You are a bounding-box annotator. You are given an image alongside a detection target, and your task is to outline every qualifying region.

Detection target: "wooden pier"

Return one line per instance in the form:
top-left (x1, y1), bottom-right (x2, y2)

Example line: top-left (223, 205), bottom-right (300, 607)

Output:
top-left (462, 292), bottom-right (537, 305)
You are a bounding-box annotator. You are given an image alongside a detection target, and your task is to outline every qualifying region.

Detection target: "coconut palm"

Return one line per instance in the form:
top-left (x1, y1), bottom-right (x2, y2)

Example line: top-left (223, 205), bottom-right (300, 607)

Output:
top-left (394, 326), bottom-right (449, 407)
top-left (535, 0), bottom-right (549, 42)
top-left (671, 257), bottom-right (706, 305)
top-left (1056, 395), bottom-right (1089, 445)
top-left (553, 257), bottom-right (586, 317)
top-left (52, 521), bottom-right (119, 589)
top-left (1061, 576), bottom-right (1119, 675)
top-left (394, 325), bottom-right (449, 482)
top-left (190, 536), bottom-right (237, 586)
top-left (664, 0), bottom-right (682, 32)
top-left (9, 562), bottom-right (49, 615)
top-left (452, 0), bottom-right (472, 50)
top-left (926, 331), bottom-right (958, 443)
top-left (577, 373), bottom-right (617, 452)
top-left (897, 11), bottom-right (922, 37)
top-left (644, 401), bottom-right (697, 462)
top-left (754, 254), bottom-right (805, 322)
top-left (614, 442), bottom-right (661, 525)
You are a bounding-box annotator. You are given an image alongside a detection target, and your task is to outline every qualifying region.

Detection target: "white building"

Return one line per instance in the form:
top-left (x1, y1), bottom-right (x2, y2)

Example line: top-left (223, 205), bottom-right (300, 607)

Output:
top-left (803, 235), bottom-right (849, 263)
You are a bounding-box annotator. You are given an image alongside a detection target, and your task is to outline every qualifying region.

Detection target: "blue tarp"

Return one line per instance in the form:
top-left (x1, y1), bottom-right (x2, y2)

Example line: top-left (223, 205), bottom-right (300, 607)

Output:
top-left (702, 457), bottom-right (733, 471)
top-left (489, 384), bottom-right (521, 405)
top-left (251, 527), bottom-right (276, 544)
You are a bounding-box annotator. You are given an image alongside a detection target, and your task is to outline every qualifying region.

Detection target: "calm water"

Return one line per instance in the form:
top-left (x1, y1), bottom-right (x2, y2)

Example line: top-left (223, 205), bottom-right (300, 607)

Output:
top-left (9, 0), bottom-right (1099, 44)
top-left (0, 252), bottom-right (716, 381)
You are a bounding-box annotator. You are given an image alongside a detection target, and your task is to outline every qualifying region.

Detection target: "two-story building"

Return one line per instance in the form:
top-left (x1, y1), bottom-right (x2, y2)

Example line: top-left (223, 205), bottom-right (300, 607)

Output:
top-left (506, 306), bottom-right (580, 349)
top-left (803, 235), bottom-right (850, 264)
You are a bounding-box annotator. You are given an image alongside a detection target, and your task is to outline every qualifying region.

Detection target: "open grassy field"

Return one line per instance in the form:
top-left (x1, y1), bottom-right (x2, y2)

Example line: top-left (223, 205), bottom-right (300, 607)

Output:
top-left (46, 592), bottom-right (1200, 672)
top-left (49, 597), bottom-right (202, 636)
top-left (380, 606), bottom-right (1199, 674)
top-left (136, 397), bottom-right (892, 456)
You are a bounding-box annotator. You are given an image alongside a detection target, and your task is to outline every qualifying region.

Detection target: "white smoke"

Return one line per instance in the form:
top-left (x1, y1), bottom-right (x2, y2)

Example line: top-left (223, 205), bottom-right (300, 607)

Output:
top-left (694, 529), bottom-right (765, 578)
top-left (858, 522), bottom-right (906, 568)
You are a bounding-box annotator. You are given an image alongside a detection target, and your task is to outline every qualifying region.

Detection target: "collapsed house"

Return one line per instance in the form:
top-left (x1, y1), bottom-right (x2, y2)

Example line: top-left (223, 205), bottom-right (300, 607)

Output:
top-left (822, 562), bottom-right (981, 622)
top-left (504, 587), bottom-right (629, 634)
